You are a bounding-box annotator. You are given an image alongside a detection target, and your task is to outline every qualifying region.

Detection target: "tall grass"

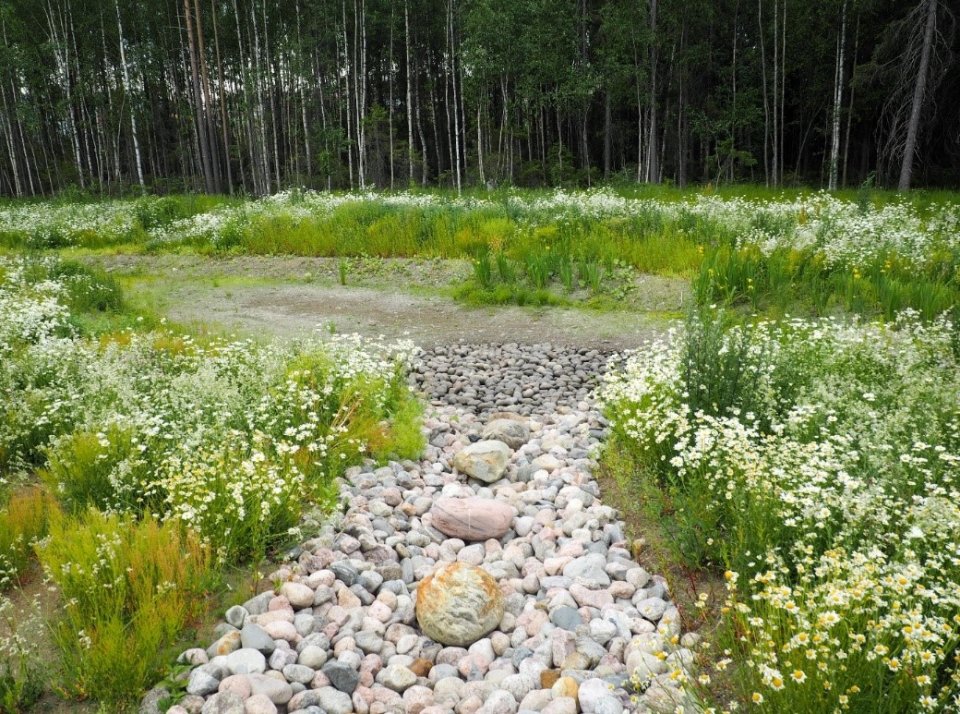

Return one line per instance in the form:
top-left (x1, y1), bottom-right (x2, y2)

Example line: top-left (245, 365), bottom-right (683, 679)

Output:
top-left (695, 245), bottom-right (959, 319)
top-left (37, 510), bottom-right (214, 705)
top-left (0, 487), bottom-right (58, 589)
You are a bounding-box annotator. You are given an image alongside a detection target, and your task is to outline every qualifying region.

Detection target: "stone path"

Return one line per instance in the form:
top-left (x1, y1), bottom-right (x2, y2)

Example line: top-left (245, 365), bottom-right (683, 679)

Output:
top-left (144, 344), bottom-right (697, 714)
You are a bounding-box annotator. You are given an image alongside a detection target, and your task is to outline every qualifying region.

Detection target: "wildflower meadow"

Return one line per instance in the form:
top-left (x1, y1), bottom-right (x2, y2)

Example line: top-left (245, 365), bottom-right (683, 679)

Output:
top-left (0, 254), bottom-right (421, 706)
top-left (601, 310), bottom-right (960, 713)
top-left (1, 186), bottom-right (959, 712)
top-left (2, 188), bottom-right (958, 316)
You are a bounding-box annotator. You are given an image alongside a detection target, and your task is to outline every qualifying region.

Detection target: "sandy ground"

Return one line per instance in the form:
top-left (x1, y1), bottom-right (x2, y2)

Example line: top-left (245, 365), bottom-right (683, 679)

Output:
top-left (88, 255), bottom-right (687, 349)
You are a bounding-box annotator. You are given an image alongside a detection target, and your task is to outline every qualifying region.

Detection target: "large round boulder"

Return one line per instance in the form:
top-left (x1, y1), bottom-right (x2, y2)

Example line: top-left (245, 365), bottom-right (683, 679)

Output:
top-left (481, 418), bottom-right (531, 449)
top-left (452, 440), bottom-right (512, 482)
top-left (430, 497), bottom-right (515, 542)
top-left (416, 563), bottom-right (504, 646)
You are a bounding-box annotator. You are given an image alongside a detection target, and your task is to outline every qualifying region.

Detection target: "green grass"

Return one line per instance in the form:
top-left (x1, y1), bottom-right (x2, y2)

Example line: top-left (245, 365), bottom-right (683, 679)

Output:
top-left (695, 244), bottom-right (960, 320)
top-left (4, 186), bottom-right (959, 316)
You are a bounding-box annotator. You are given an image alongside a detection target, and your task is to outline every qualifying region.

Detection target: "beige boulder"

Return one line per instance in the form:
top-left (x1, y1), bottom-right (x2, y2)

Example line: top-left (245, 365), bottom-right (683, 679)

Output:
top-left (416, 563), bottom-right (504, 647)
top-left (452, 440), bottom-right (512, 482)
top-left (481, 418), bottom-right (530, 449)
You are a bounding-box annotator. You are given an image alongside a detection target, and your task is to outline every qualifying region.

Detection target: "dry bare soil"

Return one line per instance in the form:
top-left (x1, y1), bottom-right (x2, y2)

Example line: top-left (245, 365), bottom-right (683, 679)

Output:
top-left (87, 255), bottom-right (688, 349)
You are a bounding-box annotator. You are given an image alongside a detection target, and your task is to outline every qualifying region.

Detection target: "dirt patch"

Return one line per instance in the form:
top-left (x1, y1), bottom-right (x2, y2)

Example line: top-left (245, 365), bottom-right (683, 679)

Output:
top-left (86, 255), bottom-right (685, 349)
top-left (153, 281), bottom-right (674, 349)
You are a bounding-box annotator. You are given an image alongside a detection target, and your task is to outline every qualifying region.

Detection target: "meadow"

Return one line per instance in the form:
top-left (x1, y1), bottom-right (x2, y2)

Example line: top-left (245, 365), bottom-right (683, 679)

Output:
top-left (1, 187), bottom-right (958, 317)
top-left (0, 255), bottom-right (421, 708)
top-left (1, 186), bottom-right (960, 712)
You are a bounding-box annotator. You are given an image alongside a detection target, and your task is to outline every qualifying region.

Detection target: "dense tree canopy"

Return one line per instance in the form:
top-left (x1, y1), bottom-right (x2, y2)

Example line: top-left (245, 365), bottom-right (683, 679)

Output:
top-left (0, 0), bottom-right (957, 196)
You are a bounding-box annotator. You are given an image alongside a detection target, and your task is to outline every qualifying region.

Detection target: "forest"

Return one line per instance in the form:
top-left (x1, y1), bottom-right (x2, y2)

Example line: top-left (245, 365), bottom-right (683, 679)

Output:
top-left (0, 0), bottom-right (957, 198)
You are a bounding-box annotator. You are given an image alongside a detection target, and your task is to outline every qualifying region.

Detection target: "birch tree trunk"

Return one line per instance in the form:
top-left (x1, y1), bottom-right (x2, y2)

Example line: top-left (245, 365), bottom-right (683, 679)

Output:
top-left (647, 0), bottom-right (659, 183)
top-left (828, 0), bottom-right (847, 190)
top-left (842, 13), bottom-right (860, 187)
top-left (115, 0), bottom-right (145, 190)
top-left (405, 0), bottom-right (415, 184)
top-left (898, 0), bottom-right (937, 191)
top-left (448, 0), bottom-right (461, 193)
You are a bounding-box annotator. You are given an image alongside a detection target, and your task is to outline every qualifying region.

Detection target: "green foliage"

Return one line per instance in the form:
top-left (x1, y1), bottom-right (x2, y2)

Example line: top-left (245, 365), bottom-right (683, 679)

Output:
top-left (0, 487), bottom-right (58, 590)
top-left (601, 310), bottom-right (960, 711)
top-left (369, 391), bottom-right (425, 463)
top-left (36, 510), bottom-right (214, 706)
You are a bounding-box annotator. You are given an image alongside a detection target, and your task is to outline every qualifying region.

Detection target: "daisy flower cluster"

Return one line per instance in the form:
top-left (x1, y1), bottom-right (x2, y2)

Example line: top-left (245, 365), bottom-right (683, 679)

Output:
top-left (0, 199), bottom-right (140, 247)
top-left (600, 310), bottom-right (960, 713)
top-left (0, 255), bottom-right (418, 563)
top-left (3, 190), bottom-right (957, 274)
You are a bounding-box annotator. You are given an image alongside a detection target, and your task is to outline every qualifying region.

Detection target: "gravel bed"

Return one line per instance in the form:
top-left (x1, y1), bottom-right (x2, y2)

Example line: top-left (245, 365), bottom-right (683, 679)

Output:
top-left (410, 344), bottom-right (618, 418)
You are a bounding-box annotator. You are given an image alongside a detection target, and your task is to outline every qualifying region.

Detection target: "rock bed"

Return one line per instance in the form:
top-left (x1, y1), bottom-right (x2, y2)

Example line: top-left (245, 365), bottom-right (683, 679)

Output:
top-left (147, 345), bottom-right (698, 714)
top-left (410, 344), bottom-right (617, 418)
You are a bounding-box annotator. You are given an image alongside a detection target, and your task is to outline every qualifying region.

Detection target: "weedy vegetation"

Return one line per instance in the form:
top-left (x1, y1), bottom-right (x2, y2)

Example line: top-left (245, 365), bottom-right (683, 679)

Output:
top-left (0, 253), bottom-right (423, 709)
top-left (601, 309), bottom-right (960, 713)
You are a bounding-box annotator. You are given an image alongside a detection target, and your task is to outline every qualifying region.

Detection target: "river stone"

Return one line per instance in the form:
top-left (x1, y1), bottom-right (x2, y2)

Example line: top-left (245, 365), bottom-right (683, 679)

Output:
top-left (240, 623), bottom-right (276, 655)
top-left (431, 497), bottom-right (515, 542)
top-left (200, 691), bottom-right (244, 714)
top-left (140, 686), bottom-right (169, 714)
top-left (378, 664), bottom-right (418, 692)
top-left (186, 669), bottom-right (220, 696)
top-left (279, 582), bottom-right (314, 609)
top-left (247, 674), bottom-right (293, 705)
top-left (562, 553), bottom-right (611, 586)
top-left (224, 605), bottom-right (247, 629)
top-left (416, 562), bottom-right (504, 646)
top-left (550, 606), bottom-right (583, 631)
top-left (322, 660), bottom-right (360, 694)
top-left (243, 694), bottom-right (277, 714)
top-left (452, 441), bottom-right (512, 483)
top-left (578, 678), bottom-right (618, 714)
top-left (223, 648), bottom-right (266, 675)
top-left (310, 686), bottom-right (353, 714)
top-left (482, 418), bottom-right (531, 449)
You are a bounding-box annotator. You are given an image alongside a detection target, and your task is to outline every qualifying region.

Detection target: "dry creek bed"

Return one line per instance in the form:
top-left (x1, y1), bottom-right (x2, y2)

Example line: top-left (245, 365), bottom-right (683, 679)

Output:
top-left (141, 343), bottom-right (699, 714)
